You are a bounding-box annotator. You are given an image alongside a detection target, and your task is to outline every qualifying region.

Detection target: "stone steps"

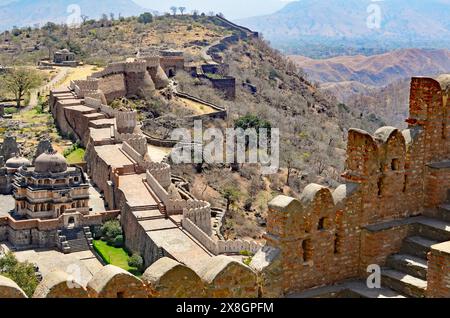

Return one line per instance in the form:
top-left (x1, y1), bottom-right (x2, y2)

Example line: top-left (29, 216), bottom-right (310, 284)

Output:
top-left (400, 236), bottom-right (438, 259)
top-left (345, 281), bottom-right (407, 299)
top-left (386, 254), bottom-right (428, 280)
top-left (66, 238), bottom-right (91, 253)
top-left (435, 204), bottom-right (450, 222)
top-left (381, 269), bottom-right (427, 298)
top-left (414, 217), bottom-right (450, 242)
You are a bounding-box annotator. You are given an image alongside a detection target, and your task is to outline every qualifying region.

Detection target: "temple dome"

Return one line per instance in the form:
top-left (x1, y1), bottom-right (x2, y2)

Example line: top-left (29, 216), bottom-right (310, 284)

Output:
top-left (5, 155), bottom-right (31, 169)
top-left (34, 148), bottom-right (67, 173)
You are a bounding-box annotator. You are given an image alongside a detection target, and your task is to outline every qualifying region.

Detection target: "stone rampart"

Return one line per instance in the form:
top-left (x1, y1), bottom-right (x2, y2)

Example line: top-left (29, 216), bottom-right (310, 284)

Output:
top-left (0, 255), bottom-right (258, 298)
top-left (252, 76), bottom-right (450, 296)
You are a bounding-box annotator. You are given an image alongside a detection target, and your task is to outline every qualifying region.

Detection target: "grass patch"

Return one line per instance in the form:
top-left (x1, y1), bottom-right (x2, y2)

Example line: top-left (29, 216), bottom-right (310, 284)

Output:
top-left (93, 240), bottom-right (140, 276)
top-left (65, 148), bottom-right (85, 164)
top-left (205, 72), bottom-right (225, 79)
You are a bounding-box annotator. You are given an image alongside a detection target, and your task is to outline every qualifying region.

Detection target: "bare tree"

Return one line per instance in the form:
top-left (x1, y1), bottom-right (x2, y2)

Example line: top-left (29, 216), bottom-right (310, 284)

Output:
top-left (178, 7), bottom-right (186, 15)
top-left (170, 6), bottom-right (178, 16)
top-left (81, 15), bottom-right (89, 23)
top-left (1, 68), bottom-right (42, 107)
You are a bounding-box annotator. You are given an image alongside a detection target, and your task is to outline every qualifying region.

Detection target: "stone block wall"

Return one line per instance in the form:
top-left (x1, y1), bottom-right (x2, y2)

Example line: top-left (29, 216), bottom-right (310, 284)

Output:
top-left (253, 76), bottom-right (450, 296)
top-left (98, 74), bottom-right (127, 103)
top-left (427, 242), bottom-right (450, 297)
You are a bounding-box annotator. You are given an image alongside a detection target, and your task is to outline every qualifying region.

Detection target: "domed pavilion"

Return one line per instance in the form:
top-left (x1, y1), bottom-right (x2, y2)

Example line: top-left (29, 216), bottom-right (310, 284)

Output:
top-left (13, 146), bottom-right (90, 219)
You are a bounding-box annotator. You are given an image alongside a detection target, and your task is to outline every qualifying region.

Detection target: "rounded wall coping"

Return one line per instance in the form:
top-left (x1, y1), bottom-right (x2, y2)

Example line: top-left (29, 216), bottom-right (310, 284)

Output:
top-left (87, 265), bottom-right (140, 294)
top-left (402, 126), bottom-right (423, 146)
top-left (332, 182), bottom-right (360, 206)
top-left (434, 74), bottom-right (450, 92)
top-left (195, 255), bottom-right (256, 284)
top-left (268, 195), bottom-right (300, 212)
top-left (33, 270), bottom-right (87, 298)
top-left (374, 126), bottom-right (399, 143)
top-left (0, 275), bottom-right (27, 298)
top-left (300, 183), bottom-right (332, 205)
top-left (142, 257), bottom-right (185, 284)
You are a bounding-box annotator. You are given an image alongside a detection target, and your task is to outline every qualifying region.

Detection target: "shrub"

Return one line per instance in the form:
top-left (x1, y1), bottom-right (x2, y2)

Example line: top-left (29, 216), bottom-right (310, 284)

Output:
top-left (113, 235), bottom-right (124, 248)
top-left (138, 12), bottom-right (153, 24)
top-left (128, 253), bottom-right (144, 271)
top-left (101, 220), bottom-right (123, 242)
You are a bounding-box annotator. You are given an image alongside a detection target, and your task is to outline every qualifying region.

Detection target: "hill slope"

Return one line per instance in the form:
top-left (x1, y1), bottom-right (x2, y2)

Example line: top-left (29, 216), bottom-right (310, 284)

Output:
top-left (290, 48), bottom-right (450, 128)
top-left (238, 0), bottom-right (450, 56)
top-left (290, 49), bottom-right (450, 86)
top-left (0, 0), bottom-right (144, 31)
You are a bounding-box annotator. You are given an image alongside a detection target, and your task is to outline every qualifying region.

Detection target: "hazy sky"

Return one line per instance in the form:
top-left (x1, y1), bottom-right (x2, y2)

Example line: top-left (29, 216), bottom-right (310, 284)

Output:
top-left (133, 0), bottom-right (297, 19)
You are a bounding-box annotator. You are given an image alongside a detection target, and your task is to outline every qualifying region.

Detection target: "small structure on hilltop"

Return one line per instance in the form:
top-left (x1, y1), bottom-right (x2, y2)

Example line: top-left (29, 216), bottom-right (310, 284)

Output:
top-left (53, 49), bottom-right (78, 66)
top-left (38, 49), bottom-right (79, 67)
top-left (13, 146), bottom-right (89, 220)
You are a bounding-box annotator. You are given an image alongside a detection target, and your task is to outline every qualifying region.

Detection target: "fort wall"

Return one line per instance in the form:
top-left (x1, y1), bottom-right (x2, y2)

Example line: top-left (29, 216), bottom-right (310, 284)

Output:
top-left (0, 256), bottom-right (258, 298)
top-left (252, 76), bottom-right (450, 296)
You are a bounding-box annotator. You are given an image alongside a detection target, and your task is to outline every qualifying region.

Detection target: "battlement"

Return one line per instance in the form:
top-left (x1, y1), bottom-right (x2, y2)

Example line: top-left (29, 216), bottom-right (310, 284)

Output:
top-left (0, 256), bottom-right (258, 298)
top-left (253, 76), bottom-right (450, 296)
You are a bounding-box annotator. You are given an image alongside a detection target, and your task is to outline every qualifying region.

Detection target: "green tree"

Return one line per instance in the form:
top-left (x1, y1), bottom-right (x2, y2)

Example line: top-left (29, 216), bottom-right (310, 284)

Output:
top-left (221, 186), bottom-right (241, 212)
top-left (0, 252), bottom-right (39, 297)
top-left (1, 68), bottom-right (41, 107)
top-left (138, 12), bottom-right (153, 24)
top-left (235, 114), bottom-right (271, 132)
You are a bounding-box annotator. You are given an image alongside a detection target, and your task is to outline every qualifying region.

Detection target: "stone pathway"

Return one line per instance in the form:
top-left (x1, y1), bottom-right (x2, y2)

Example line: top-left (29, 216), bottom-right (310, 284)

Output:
top-left (14, 248), bottom-right (103, 287)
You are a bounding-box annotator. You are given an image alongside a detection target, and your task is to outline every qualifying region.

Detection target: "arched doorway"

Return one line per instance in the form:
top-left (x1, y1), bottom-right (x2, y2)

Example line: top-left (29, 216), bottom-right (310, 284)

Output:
top-left (68, 216), bottom-right (75, 229)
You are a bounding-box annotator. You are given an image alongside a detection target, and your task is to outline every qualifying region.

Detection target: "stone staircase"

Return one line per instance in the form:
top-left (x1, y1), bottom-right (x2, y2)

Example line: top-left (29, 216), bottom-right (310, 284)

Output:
top-left (377, 193), bottom-right (450, 298)
top-left (58, 227), bottom-right (93, 254)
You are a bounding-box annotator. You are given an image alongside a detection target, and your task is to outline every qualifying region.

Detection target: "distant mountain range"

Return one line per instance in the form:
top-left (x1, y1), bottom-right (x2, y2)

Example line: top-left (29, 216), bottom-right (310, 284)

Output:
top-left (238, 0), bottom-right (450, 57)
top-left (0, 0), bottom-right (145, 31)
top-left (290, 49), bottom-right (450, 87)
top-left (289, 48), bottom-right (450, 127)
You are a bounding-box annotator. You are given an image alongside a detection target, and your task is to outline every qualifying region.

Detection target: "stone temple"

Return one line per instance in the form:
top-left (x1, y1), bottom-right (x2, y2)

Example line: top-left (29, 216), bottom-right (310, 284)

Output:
top-left (13, 147), bottom-right (89, 220)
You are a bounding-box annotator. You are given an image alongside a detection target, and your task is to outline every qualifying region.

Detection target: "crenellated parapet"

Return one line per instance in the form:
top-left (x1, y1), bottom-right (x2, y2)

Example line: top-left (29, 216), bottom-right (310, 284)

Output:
top-left (0, 256), bottom-right (258, 298)
top-left (253, 75), bottom-right (450, 296)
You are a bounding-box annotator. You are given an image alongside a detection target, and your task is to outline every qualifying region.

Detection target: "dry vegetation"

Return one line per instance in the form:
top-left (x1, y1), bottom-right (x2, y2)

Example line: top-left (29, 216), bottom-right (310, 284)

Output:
top-left (0, 15), bottom-right (230, 66)
top-left (0, 15), bottom-right (379, 241)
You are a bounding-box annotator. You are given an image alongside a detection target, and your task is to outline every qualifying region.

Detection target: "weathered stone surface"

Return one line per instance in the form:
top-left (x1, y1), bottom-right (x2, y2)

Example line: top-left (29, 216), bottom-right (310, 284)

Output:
top-left (0, 275), bottom-right (27, 298)
top-left (33, 270), bottom-right (89, 298)
top-left (87, 265), bottom-right (148, 298)
top-left (196, 255), bottom-right (258, 298)
top-left (143, 257), bottom-right (205, 298)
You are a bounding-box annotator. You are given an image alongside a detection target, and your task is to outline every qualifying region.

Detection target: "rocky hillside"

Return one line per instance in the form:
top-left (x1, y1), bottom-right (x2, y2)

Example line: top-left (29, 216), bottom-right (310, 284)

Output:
top-left (290, 49), bottom-right (450, 87)
top-left (0, 14), bottom-right (379, 241)
top-left (289, 48), bottom-right (450, 127)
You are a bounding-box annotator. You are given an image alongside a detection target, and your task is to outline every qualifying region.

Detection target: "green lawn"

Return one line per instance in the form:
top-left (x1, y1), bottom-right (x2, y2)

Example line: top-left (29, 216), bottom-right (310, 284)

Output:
top-left (65, 148), bottom-right (85, 164)
top-left (93, 240), bottom-right (139, 275)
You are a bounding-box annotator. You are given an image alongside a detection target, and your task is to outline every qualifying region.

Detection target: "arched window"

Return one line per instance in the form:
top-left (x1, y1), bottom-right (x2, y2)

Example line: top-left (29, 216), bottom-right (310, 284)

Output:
top-left (318, 217), bottom-right (328, 231)
top-left (391, 159), bottom-right (400, 171)
top-left (302, 239), bottom-right (313, 262)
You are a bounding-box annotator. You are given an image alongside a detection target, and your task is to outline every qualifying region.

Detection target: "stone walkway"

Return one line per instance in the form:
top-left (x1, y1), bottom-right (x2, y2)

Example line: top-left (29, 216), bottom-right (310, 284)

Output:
top-left (14, 248), bottom-right (103, 287)
top-left (0, 194), bottom-right (15, 217)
